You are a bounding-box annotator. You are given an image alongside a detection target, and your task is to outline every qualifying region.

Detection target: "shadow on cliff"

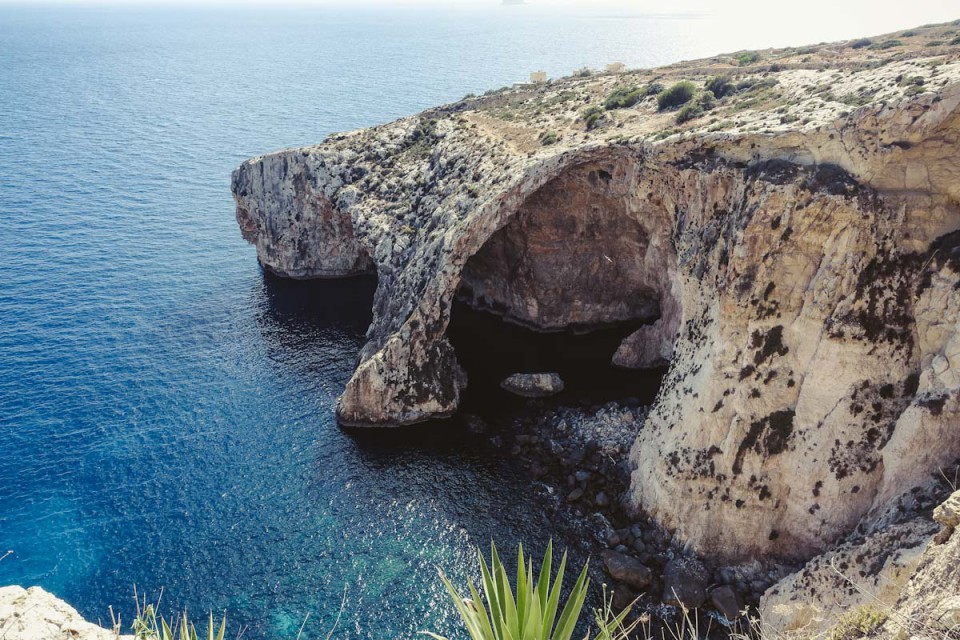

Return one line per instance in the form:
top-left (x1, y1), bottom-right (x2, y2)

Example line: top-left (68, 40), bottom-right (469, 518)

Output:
top-left (447, 300), bottom-right (667, 419)
top-left (253, 270), bottom-right (376, 385)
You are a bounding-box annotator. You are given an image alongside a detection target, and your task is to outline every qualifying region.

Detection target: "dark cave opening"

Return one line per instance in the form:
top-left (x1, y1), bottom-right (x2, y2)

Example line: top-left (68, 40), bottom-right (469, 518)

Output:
top-left (447, 300), bottom-right (668, 420)
top-left (446, 157), bottom-right (679, 420)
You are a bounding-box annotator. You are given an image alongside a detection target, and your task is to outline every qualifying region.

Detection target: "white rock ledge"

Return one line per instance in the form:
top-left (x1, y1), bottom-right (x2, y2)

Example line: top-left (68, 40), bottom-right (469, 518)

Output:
top-left (0, 586), bottom-right (132, 640)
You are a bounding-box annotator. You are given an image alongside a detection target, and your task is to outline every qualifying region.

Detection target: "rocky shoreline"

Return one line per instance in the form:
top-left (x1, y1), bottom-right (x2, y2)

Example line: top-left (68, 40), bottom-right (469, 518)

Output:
top-left (468, 391), bottom-right (960, 632)
top-left (467, 397), bottom-right (783, 623)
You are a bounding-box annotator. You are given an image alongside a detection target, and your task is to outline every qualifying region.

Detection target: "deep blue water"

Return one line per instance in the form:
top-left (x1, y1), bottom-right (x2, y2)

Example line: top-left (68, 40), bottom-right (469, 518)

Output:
top-left (1, 3), bottom-right (956, 638)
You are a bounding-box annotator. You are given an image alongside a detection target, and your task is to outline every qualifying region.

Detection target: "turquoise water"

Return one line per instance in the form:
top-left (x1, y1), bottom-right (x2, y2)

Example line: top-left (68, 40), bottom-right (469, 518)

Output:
top-left (1, 3), bottom-right (955, 638)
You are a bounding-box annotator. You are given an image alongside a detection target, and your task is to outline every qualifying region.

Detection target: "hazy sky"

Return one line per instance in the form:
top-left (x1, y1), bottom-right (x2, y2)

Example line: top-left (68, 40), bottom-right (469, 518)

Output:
top-left (1, 0), bottom-right (957, 50)
top-left (0, 0), bottom-right (955, 10)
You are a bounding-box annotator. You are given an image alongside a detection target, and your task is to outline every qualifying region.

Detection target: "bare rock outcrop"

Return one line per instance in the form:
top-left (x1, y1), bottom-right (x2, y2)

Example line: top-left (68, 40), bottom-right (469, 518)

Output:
top-left (761, 489), bottom-right (960, 638)
top-left (0, 586), bottom-right (130, 640)
top-left (232, 22), bottom-right (960, 565)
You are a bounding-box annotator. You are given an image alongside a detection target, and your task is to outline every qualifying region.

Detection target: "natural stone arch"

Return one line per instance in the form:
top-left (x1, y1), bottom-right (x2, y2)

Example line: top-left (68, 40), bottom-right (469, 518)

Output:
top-left (456, 154), bottom-right (682, 370)
top-left (335, 146), bottom-right (687, 426)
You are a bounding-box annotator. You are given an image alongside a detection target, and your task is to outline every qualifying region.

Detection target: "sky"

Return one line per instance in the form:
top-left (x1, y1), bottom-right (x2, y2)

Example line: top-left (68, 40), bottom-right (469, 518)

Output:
top-left (0, 0), bottom-right (957, 49)
top-left (0, 0), bottom-right (955, 10)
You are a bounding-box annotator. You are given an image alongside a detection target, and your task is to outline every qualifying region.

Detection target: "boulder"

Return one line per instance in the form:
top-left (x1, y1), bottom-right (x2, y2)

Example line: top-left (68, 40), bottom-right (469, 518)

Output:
top-left (662, 557), bottom-right (708, 609)
top-left (500, 373), bottom-right (565, 398)
top-left (602, 550), bottom-right (652, 590)
top-left (709, 585), bottom-right (744, 621)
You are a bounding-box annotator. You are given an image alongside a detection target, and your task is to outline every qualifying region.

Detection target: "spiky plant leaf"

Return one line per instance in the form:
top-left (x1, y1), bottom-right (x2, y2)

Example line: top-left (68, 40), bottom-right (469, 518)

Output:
top-left (426, 541), bottom-right (590, 640)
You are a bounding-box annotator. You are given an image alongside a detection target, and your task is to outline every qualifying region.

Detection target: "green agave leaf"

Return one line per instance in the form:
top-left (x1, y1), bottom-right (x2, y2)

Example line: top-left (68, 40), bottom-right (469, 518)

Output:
top-left (535, 541), bottom-right (553, 615)
top-left (493, 546), bottom-right (519, 638)
top-left (479, 547), bottom-right (504, 640)
top-left (521, 560), bottom-right (535, 633)
top-left (516, 544), bottom-right (527, 629)
top-left (552, 563), bottom-right (589, 640)
top-left (438, 569), bottom-right (487, 640)
top-left (540, 551), bottom-right (567, 640)
top-left (521, 584), bottom-right (542, 640)
top-left (467, 580), bottom-right (498, 640)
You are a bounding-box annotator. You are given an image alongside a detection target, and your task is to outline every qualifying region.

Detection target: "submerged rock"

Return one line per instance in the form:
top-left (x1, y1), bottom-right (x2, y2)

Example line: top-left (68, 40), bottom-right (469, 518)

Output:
top-left (500, 372), bottom-right (565, 398)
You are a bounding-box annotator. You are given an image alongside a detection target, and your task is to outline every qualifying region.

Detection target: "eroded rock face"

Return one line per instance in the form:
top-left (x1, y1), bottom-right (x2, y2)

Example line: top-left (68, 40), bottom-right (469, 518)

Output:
top-left (458, 159), bottom-right (665, 332)
top-left (233, 25), bottom-right (960, 563)
top-left (760, 520), bottom-right (934, 635)
top-left (232, 151), bottom-right (373, 278)
top-left (762, 489), bottom-right (960, 638)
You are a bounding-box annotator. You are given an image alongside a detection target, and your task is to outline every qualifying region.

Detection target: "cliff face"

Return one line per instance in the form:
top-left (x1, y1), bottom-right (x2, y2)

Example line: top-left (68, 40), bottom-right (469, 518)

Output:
top-left (233, 23), bottom-right (960, 564)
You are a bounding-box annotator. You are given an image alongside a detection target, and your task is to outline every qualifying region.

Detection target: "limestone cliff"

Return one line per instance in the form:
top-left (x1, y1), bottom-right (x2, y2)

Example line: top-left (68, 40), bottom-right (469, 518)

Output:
top-left (232, 22), bottom-right (960, 567)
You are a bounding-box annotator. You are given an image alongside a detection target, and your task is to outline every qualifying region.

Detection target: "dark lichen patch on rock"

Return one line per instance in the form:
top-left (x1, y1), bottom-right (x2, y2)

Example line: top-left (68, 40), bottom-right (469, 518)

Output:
top-left (752, 325), bottom-right (789, 366)
top-left (916, 393), bottom-right (948, 416)
top-left (733, 409), bottom-right (796, 474)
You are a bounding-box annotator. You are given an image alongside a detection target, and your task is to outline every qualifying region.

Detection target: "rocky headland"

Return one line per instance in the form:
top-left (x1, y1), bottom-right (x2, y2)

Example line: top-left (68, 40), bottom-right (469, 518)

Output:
top-left (229, 19), bottom-right (960, 636)
top-left (8, 20), bottom-right (958, 640)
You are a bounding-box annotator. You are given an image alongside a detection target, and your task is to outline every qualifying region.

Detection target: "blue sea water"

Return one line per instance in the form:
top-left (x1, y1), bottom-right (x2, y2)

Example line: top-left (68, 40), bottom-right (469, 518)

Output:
top-left (0, 3), bottom-right (956, 638)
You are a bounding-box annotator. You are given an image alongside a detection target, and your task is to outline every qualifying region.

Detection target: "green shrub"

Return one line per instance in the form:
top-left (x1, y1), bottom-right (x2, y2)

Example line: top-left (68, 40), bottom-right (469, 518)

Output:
top-left (583, 105), bottom-right (605, 130)
top-left (574, 67), bottom-right (592, 78)
top-left (870, 39), bottom-right (903, 50)
top-left (425, 541), bottom-right (589, 640)
top-left (850, 38), bottom-right (873, 49)
top-left (538, 131), bottom-right (559, 145)
top-left (644, 82), bottom-right (665, 96)
top-left (951, 35), bottom-right (960, 45)
top-left (736, 77), bottom-right (780, 93)
top-left (736, 51), bottom-right (762, 66)
top-left (826, 606), bottom-right (888, 640)
top-left (604, 86), bottom-right (643, 110)
top-left (676, 103), bottom-right (704, 124)
top-left (697, 90), bottom-right (717, 111)
top-left (657, 81), bottom-right (697, 110)
top-left (706, 76), bottom-right (735, 98)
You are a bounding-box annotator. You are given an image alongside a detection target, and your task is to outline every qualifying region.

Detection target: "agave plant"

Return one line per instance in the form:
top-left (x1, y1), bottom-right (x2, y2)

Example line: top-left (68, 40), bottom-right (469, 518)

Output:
top-left (131, 602), bottom-right (227, 640)
top-left (425, 540), bottom-right (590, 640)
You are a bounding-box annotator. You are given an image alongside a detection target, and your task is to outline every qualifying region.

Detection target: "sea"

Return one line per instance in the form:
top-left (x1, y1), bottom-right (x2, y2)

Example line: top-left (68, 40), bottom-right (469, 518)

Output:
top-left (0, 2), bottom-right (955, 638)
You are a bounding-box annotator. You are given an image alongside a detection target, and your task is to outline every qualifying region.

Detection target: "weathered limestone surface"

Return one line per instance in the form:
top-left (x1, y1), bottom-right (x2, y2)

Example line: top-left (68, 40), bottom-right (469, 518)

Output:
top-left (761, 489), bottom-right (960, 638)
top-left (233, 24), bottom-right (960, 565)
top-left (0, 586), bottom-right (131, 640)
